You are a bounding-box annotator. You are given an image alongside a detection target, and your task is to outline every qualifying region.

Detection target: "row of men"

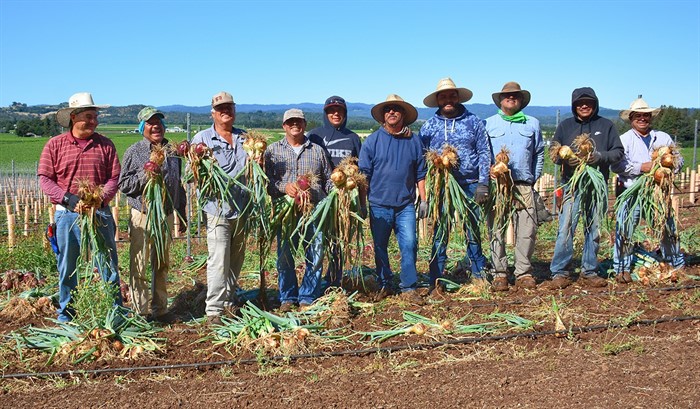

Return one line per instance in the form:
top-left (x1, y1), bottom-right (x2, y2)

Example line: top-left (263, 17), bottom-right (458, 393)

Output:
top-left (37, 78), bottom-right (684, 324)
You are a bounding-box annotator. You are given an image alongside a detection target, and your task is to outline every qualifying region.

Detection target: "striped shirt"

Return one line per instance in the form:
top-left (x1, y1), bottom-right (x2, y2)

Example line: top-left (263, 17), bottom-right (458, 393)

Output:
top-left (264, 136), bottom-right (333, 203)
top-left (38, 131), bottom-right (121, 204)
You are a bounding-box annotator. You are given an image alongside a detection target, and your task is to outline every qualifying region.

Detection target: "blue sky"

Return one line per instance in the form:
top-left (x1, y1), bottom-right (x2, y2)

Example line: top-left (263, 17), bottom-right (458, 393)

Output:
top-left (1, 0), bottom-right (698, 110)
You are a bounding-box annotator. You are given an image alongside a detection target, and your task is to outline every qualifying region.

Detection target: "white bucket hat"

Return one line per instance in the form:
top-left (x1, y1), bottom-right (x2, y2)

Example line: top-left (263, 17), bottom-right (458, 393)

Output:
top-left (620, 97), bottom-right (661, 121)
top-left (56, 92), bottom-right (109, 127)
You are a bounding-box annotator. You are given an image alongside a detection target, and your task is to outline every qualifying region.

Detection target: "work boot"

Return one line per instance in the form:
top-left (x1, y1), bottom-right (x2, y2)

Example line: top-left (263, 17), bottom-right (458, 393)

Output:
top-left (278, 301), bottom-right (295, 313)
top-left (153, 311), bottom-right (178, 324)
top-left (615, 271), bottom-right (632, 284)
top-left (515, 275), bottom-right (537, 289)
top-left (579, 274), bottom-right (608, 288)
top-left (547, 275), bottom-right (572, 290)
top-left (400, 290), bottom-right (425, 306)
top-left (207, 314), bottom-right (223, 326)
top-left (373, 286), bottom-right (395, 302)
top-left (491, 276), bottom-right (509, 292)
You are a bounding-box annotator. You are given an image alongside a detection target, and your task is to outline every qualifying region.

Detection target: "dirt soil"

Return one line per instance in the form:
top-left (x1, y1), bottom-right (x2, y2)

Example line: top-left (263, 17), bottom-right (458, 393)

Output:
top-left (1, 206), bottom-right (699, 408)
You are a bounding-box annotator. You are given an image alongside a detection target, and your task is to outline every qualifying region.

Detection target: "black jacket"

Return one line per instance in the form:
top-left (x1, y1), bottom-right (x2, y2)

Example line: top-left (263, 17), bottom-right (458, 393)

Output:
top-left (307, 96), bottom-right (362, 168)
top-left (553, 87), bottom-right (623, 182)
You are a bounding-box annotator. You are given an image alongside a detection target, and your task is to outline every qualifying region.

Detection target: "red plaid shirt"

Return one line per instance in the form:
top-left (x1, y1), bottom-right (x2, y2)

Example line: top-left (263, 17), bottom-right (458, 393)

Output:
top-left (38, 131), bottom-right (121, 205)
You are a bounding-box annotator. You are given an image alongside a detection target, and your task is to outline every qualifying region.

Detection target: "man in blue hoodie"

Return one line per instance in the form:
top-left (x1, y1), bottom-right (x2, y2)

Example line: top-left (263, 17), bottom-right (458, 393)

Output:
top-left (485, 82), bottom-right (544, 292)
top-left (308, 96), bottom-right (363, 288)
top-left (420, 78), bottom-right (491, 291)
top-left (359, 94), bottom-right (427, 305)
top-left (548, 87), bottom-right (624, 289)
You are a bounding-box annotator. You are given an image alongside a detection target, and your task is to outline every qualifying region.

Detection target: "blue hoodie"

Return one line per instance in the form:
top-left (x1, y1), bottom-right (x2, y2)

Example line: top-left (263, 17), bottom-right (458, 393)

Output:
top-left (419, 105), bottom-right (491, 185)
top-left (308, 96), bottom-right (362, 168)
top-left (359, 127), bottom-right (426, 208)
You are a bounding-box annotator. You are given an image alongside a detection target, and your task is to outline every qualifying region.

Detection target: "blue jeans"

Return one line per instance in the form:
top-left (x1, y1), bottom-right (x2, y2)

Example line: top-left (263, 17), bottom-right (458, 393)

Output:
top-left (55, 208), bottom-right (122, 322)
top-left (429, 181), bottom-right (486, 283)
top-left (369, 203), bottom-right (418, 292)
top-left (276, 223), bottom-right (324, 305)
top-left (549, 189), bottom-right (600, 278)
top-left (613, 201), bottom-right (684, 273)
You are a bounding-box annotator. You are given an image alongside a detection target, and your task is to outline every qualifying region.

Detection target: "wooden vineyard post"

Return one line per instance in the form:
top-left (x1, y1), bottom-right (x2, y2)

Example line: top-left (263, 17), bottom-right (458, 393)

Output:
top-left (6, 200), bottom-right (15, 251)
top-left (173, 212), bottom-right (181, 238)
top-left (690, 169), bottom-right (697, 204)
top-left (672, 196), bottom-right (680, 219)
top-left (506, 220), bottom-right (515, 246)
top-left (23, 204), bottom-right (30, 236)
top-left (112, 193), bottom-right (120, 242)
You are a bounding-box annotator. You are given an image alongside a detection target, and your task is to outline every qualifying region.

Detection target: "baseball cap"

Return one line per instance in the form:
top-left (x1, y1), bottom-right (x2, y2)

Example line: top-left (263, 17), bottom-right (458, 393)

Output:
top-left (283, 108), bottom-right (305, 123)
top-left (211, 91), bottom-right (234, 107)
top-left (137, 106), bottom-right (164, 122)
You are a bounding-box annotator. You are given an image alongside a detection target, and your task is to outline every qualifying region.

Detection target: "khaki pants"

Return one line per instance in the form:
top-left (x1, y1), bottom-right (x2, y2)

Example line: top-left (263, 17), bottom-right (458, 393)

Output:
top-left (488, 184), bottom-right (537, 278)
top-left (129, 208), bottom-right (173, 317)
top-left (205, 214), bottom-right (246, 316)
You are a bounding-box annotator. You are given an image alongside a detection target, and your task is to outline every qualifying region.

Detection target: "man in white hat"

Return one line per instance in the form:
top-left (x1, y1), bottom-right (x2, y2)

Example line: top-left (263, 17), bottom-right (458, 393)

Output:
top-left (191, 91), bottom-right (249, 325)
top-left (610, 97), bottom-right (684, 283)
top-left (359, 94), bottom-right (427, 305)
top-left (419, 78), bottom-right (491, 291)
top-left (265, 108), bottom-right (334, 312)
top-left (118, 106), bottom-right (186, 324)
top-left (485, 82), bottom-right (544, 292)
top-left (548, 87), bottom-right (624, 289)
top-left (37, 92), bottom-right (122, 322)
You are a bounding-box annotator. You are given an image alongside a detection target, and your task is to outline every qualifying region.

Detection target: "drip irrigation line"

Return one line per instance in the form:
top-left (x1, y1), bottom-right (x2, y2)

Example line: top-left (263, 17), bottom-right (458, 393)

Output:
top-left (3, 314), bottom-right (699, 380)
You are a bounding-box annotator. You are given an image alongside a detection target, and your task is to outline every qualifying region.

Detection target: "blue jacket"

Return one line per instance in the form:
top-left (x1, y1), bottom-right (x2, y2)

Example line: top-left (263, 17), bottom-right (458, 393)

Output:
top-left (484, 114), bottom-right (544, 185)
top-left (419, 105), bottom-right (491, 185)
top-left (359, 127), bottom-right (426, 207)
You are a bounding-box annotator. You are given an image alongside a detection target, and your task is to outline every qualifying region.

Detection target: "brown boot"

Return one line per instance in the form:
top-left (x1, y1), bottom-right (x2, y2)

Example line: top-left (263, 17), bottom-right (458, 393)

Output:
top-left (515, 275), bottom-right (537, 289)
top-left (615, 271), bottom-right (632, 284)
top-left (579, 274), bottom-right (608, 288)
top-left (400, 290), bottom-right (425, 306)
top-left (492, 276), bottom-right (509, 292)
top-left (547, 275), bottom-right (572, 290)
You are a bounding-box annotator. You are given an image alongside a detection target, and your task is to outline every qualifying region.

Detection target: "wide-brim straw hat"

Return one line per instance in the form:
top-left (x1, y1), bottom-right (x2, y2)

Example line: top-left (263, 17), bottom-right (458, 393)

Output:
top-left (423, 77), bottom-right (473, 108)
top-left (371, 94), bottom-right (418, 125)
top-left (491, 81), bottom-right (531, 110)
top-left (620, 97), bottom-right (661, 121)
top-left (56, 92), bottom-right (109, 127)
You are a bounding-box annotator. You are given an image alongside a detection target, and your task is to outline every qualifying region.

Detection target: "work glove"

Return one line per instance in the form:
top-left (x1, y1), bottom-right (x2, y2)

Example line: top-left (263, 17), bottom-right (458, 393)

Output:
top-left (566, 156), bottom-right (581, 167)
top-left (62, 192), bottom-right (80, 212)
top-left (586, 151), bottom-right (602, 165)
top-left (417, 201), bottom-right (429, 219)
top-left (474, 184), bottom-right (489, 205)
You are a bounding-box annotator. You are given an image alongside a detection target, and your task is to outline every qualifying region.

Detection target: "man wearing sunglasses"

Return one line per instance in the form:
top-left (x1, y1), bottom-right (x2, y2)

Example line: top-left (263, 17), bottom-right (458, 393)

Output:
top-left (359, 94), bottom-right (427, 305)
top-left (420, 78), bottom-right (491, 292)
top-left (610, 97), bottom-right (684, 284)
top-left (307, 96), bottom-right (363, 288)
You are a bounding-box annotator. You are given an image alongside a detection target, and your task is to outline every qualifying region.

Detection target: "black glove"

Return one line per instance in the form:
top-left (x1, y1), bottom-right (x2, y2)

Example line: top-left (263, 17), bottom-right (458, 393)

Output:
top-left (62, 192), bottom-right (80, 212)
top-left (359, 206), bottom-right (368, 219)
top-left (417, 201), bottom-right (429, 219)
top-left (587, 151), bottom-right (602, 165)
top-left (475, 184), bottom-right (489, 205)
top-left (567, 156), bottom-right (581, 167)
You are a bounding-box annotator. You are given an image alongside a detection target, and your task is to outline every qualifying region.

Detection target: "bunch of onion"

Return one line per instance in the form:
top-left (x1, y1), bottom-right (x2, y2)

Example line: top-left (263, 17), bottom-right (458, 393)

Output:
top-left (309, 157), bottom-right (368, 272)
top-left (615, 144), bottom-right (681, 252)
top-left (180, 140), bottom-right (245, 212)
top-left (270, 173), bottom-right (318, 256)
top-left (424, 144), bottom-right (478, 249)
top-left (488, 147), bottom-right (522, 237)
top-left (554, 134), bottom-right (608, 232)
top-left (140, 144), bottom-right (176, 268)
top-left (237, 131), bottom-right (273, 305)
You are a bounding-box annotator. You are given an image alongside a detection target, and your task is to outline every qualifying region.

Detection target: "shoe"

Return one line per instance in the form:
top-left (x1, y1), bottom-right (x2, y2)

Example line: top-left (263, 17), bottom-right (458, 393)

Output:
top-left (579, 274), bottom-right (608, 288)
top-left (615, 271), bottom-right (632, 284)
top-left (207, 315), bottom-right (223, 326)
top-left (153, 311), bottom-right (178, 324)
top-left (491, 276), bottom-right (509, 292)
top-left (400, 290), bottom-right (425, 306)
top-left (515, 275), bottom-right (537, 289)
top-left (429, 280), bottom-right (447, 296)
top-left (373, 286), bottom-right (395, 302)
top-left (279, 301), bottom-right (295, 313)
top-left (547, 275), bottom-right (572, 290)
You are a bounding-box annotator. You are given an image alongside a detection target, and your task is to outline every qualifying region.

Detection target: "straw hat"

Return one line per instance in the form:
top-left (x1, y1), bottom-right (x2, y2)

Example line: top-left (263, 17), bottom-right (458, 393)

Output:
top-left (491, 81), bottom-right (531, 110)
top-left (619, 97), bottom-right (661, 121)
top-left (56, 92), bottom-right (109, 128)
top-left (371, 94), bottom-right (418, 125)
top-left (422, 77), bottom-right (473, 107)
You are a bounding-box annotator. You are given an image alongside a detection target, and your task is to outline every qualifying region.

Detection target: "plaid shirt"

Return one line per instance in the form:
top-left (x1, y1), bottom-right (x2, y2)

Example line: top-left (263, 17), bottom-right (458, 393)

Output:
top-left (37, 131), bottom-right (121, 204)
top-left (264, 136), bottom-right (333, 203)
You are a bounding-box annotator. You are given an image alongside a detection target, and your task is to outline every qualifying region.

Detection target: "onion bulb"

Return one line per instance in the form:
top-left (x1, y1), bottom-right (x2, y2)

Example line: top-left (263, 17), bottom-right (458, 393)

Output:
top-left (491, 162), bottom-right (509, 176)
top-left (660, 153), bottom-right (675, 169)
top-left (654, 167), bottom-right (671, 184)
top-left (558, 146), bottom-right (573, 160)
top-left (330, 170), bottom-right (346, 186)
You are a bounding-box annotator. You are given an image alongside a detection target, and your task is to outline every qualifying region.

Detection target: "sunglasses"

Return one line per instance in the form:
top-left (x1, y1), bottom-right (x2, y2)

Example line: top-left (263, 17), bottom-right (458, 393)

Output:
top-left (632, 112), bottom-right (652, 119)
top-left (383, 105), bottom-right (403, 114)
top-left (326, 98), bottom-right (345, 106)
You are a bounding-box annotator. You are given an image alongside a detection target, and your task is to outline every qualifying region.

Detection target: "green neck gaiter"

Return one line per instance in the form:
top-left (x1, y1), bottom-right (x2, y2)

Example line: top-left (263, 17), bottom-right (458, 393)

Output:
top-left (498, 109), bottom-right (527, 123)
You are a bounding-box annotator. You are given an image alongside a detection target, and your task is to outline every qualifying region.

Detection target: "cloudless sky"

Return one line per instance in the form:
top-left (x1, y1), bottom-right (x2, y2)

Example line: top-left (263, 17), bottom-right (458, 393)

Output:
top-left (1, 0), bottom-right (698, 110)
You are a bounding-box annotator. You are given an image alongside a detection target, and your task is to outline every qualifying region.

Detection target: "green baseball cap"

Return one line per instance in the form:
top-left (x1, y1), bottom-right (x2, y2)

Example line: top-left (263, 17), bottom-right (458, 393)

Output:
top-left (137, 106), bottom-right (164, 122)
